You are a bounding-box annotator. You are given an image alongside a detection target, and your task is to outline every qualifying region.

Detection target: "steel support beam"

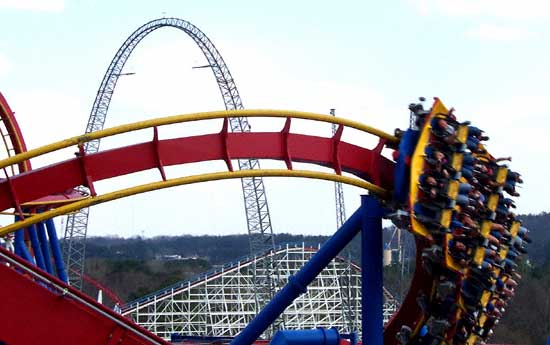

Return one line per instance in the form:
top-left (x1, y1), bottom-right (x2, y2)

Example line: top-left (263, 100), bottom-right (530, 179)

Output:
top-left (331, 109), bottom-right (347, 229)
top-left (361, 195), bottom-right (384, 345)
top-left (230, 205), bottom-right (365, 345)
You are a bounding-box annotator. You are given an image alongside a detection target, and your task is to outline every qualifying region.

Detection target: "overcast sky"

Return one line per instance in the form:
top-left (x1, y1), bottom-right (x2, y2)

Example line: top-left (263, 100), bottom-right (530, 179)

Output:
top-left (1, 0), bottom-right (549, 238)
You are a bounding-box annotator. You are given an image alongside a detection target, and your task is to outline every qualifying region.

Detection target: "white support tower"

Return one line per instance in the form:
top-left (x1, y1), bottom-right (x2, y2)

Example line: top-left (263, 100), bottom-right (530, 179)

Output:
top-left (123, 244), bottom-right (398, 340)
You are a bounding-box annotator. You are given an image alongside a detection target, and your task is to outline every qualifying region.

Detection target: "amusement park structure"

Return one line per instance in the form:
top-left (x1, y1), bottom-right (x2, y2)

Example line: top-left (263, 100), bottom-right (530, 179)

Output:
top-left (63, 18), bottom-right (277, 297)
top-left (122, 243), bottom-right (397, 340)
top-left (0, 17), bottom-right (529, 345)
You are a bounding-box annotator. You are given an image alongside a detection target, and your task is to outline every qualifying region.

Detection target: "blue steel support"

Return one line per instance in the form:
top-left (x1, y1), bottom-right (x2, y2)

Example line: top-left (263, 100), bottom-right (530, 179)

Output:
top-left (36, 220), bottom-right (54, 274)
top-left (13, 229), bottom-right (21, 257)
top-left (348, 332), bottom-right (358, 345)
top-left (269, 328), bottom-right (340, 345)
top-left (230, 206), bottom-right (365, 345)
top-left (14, 229), bottom-right (33, 263)
top-left (14, 215), bottom-right (33, 263)
top-left (27, 224), bottom-right (46, 270)
top-left (361, 195), bottom-right (384, 345)
top-left (45, 219), bottom-right (68, 283)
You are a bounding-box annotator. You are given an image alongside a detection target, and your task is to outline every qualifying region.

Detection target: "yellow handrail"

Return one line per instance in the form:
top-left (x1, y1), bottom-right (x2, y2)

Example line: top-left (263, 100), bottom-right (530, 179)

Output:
top-left (0, 169), bottom-right (390, 236)
top-left (0, 109), bottom-right (398, 170)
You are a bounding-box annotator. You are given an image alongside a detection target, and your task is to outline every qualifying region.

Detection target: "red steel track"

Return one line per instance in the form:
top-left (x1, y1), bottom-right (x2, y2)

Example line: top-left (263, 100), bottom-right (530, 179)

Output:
top-left (0, 130), bottom-right (395, 213)
top-left (0, 245), bottom-right (169, 345)
top-left (0, 92), bottom-right (426, 344)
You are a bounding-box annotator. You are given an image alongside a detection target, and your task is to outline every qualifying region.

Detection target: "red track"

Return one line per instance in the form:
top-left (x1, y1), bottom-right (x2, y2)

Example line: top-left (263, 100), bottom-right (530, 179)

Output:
top-left (0, 131), bottom-right (395, 212)
top-left (0, 92), bottom-right (424, 344)
top-left (0, 93), bottom-right (167, 345)
top-left (384, 238), bottom-right (431, 344)
top-left (0, 246), bottom-right (168, 345)
top-left (0, 92), bottom-right (31, 172)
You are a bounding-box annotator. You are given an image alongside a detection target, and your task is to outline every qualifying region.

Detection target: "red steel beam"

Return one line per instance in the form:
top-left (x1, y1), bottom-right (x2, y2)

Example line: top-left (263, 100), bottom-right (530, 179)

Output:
top-left (0, 131), bottom-right (395, 212)
top-left (383, 238), bottom-right (435, 345)
top-left (0, 91), bottom-right (31, 172)
top-left (0, 246), bottom-right (168, 345)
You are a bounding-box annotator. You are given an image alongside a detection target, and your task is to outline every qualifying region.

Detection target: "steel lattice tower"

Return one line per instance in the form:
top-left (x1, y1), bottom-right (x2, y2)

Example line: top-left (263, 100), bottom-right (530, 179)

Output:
top-left (330, 109), bottom-right (356, 332)
top-left (63, 18), bottom-right (276, 292)
top-left (330, 109), bottom-right (347, 229)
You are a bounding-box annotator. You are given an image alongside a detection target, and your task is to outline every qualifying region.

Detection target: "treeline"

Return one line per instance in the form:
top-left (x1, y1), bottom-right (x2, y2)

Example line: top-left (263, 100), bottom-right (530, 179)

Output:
top-left (491, 262), bottom-right (550, 344)
top-left (84, 258), bottom-right (210, 302)
top-left (86, 233), bottom-right (348, 263)
top-left (84, 230), bottom-right (411, 265)
top-left (514, 212), bottom-right (550, 264)
top-left (86, 212), bottom-right (549, 264)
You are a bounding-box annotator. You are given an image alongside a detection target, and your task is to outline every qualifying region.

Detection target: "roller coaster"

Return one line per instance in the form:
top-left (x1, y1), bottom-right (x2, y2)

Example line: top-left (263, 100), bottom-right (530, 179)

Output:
top-left (122, 243), bottom-right (398, 340)
top-left (0, 17), bottom-right (528, 345)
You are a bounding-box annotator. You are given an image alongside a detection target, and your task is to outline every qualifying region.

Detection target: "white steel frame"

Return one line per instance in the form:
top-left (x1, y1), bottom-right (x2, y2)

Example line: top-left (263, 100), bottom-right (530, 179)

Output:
top-left (123, 243), bottom-right (398, 340)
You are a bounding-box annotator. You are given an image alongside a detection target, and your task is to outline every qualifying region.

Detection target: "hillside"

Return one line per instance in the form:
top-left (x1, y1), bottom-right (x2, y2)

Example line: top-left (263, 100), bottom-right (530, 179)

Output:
top-left (85, 233), bottom-right (354, 264)
top-left (84, 212), bottom-right (549, 265)
top-left (84, 258), bottom-right (210, 302)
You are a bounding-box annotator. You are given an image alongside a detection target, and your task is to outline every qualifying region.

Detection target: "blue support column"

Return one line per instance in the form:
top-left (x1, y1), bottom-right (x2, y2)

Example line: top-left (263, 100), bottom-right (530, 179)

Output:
top-left (27, 224), bottom-right (46, 270)
top-left (14, 228), bottom-right (33, 263)
top-left (45, 219), bottom-right (68, 283)
top-left (14, 215), bottom-right (33, 263)
top-left (361, 195), bottom-right (384, 345)
top-left (36, 220), bottom-right (54, 274)
top-left (270, 328), bottom-right (340, 345)
top-left (349, 332), bottom-right (358, 345)
top-left (230, 206), bottom-right (365, 345)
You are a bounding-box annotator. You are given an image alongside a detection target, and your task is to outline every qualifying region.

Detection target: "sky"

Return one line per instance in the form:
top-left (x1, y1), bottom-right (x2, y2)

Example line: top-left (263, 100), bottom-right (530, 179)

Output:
top-left (1, 0), bottom-right (549, 238)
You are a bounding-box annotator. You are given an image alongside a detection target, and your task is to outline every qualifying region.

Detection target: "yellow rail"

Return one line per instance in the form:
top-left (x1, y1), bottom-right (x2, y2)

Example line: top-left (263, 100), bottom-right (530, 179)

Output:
top-left (0, 109), bottom-right (398, 170)
top-left (0, 169), bottom-right (390, 236)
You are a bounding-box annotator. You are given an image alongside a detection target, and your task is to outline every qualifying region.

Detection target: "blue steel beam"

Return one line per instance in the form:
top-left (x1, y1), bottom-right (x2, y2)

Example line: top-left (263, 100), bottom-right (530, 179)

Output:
top-left (36, 220), bottom-right (54, 274)
top-left (46, 219), bottom-right (68, 283)
top-left (230, 205), bottom-right (365, 345)
top-left (269, 328), bottom-right (340, 345)
top-left (361, 195), bottom-right (384, 345)
top-left (27, 224), bottom-right (46, 270)
top-left (14, 215), bottom-right (33, 263)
